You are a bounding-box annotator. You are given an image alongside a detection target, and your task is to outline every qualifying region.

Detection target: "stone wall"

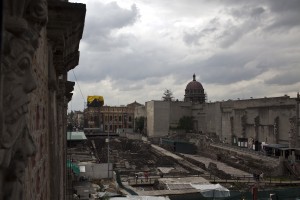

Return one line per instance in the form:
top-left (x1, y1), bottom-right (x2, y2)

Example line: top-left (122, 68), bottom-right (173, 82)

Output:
top-left (24, 28), bottom-right (50, 200)
top-left (0, 1), bottom-right (86, 199)
top-left (191, 103), bottom-right (205, 133)
top-left (146, 101), bottom-right (170, 137)
top-left (198, 96), bottom-right (299, 147)
top-left (169, 101), bottom-right (192, 128)
top-left (203, 102), bottom-right (222, 139)
top-left (144, 96), bottom-right (299, 148)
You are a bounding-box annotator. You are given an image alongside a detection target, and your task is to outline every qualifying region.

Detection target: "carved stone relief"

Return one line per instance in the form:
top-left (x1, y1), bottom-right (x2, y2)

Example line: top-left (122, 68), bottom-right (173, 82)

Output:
top-left (289, 116), bottom-right (297, 148)
top-left (254, 116), bottom-right (260, 140)
top-left (273, 116), bottom-right (279, 135)
top-left (241, 114), bottom-right (247, 138)
top-left (1, 0), bottom-right (47, 199)
top-left (273, 116), bottom-right (279, 144)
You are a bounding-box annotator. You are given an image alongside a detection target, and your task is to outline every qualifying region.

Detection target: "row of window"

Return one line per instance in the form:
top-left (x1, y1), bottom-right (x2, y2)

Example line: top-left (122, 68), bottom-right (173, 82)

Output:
top-left (104, 115), bottom-right (132, 122)
top-left (104, 124), bottom-right (132, 131)
top-left (100, 107), bottom-right (134, 112)
top-left (88, 115), bottom-right (133, 122)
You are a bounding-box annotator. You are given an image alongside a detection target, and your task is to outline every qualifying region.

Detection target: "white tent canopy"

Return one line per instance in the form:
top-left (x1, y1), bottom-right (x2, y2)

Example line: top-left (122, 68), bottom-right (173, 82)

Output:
top-left (111, 196), bottom-right (170, 200)
top-left (191, 183), bottom-right (230, 198)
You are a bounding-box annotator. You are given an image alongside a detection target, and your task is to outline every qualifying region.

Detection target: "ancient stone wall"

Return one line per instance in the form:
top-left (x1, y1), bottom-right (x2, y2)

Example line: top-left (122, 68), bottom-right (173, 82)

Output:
top-left (24, 28), bottom-right (50, 200)
top-left (199, 96), bottom-right (298, 147)
top-left (0, 1), bottom-right (85, 199)
top-left (203, 102), bottom-right (222, 139)
top-left (146, 101), bottom-right (170, 137)
top-left (191, 103), bottom-right (206, 133)
top-left (169, 101), bottom-right (192, 128)
top-left (1, 0), bottom-right (48, 199)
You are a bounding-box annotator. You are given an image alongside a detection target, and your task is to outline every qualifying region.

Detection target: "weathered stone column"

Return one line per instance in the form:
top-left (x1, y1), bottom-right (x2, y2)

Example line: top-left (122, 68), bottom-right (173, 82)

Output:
top-left (0, 0), bottom-right (47, 199)
top-left (296, 93), bottom-right (300, 148)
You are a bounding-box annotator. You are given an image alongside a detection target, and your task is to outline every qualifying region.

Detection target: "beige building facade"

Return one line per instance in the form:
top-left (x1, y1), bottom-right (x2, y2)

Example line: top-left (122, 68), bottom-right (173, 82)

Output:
top-left (84, 101), bottom-right (142, 133)
top-left (143, 75), bottom-right (300, 150)
top-left (196, 96), bottom-right (300, 148)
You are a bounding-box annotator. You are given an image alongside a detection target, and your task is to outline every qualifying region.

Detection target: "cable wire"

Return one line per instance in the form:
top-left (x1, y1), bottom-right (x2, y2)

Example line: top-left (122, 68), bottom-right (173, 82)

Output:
top-left (72, 69), bottom-right (85, 104)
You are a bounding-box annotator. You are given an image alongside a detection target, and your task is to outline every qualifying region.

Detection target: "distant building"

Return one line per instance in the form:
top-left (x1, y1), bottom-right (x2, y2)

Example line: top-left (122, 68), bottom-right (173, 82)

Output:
top-left (142, 74), bottom-right (300, 152)
top-left (84, 101), bottom-right (142, 133)
top-left (184, 74), bottom-right (206, 103)
top-left (74, 111), bottom-right (84, 129)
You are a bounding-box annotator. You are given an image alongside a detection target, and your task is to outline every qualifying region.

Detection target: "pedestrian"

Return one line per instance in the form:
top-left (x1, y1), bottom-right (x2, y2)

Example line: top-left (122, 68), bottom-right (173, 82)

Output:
top-left (144, 171), bottom-right (149, 182)
top-left (135, 174), bottom-right (138, 183)
top-left (260, 172), bottom-right (264, 181)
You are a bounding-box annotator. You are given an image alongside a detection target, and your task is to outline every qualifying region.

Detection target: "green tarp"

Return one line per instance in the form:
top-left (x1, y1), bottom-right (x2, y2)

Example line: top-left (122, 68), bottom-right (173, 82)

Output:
top-left (67, 132), bottom-right (87, 141)
top-left (67, 160), bottom-right (80, 175)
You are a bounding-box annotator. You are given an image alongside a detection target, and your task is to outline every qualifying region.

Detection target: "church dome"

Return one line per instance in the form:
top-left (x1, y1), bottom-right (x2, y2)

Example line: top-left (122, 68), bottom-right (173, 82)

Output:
top-left (186, 75), bottom-right (204, 91)
top-left (184, 74), bottom-right (206, 103)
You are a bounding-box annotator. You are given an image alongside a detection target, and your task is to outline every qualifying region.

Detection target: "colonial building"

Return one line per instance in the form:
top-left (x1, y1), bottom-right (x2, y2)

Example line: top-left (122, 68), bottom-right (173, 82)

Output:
top-left (144, 75), bottom-right (300, 152)
top-left (0, 1), bottom-right (86, 199)
top-left (84, 101), bottom-right (142, 133)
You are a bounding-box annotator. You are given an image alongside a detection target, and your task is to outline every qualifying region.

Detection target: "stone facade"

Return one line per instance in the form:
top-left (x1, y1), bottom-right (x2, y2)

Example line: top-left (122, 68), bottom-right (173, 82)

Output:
top-left (145, 96), bottom-right (300, 149)
top-left (0, 1), bottom-right (85, 200)
top-left (84, 101), bottom-right (142, 133)
top-left (146, 101), bottom-right (170, 137)
top-left (145, 101), bottom-right (192, 137)
top-left (200, 96), bottom-right (299, 148)
top-left (144, 74), bottom-right (299, 149)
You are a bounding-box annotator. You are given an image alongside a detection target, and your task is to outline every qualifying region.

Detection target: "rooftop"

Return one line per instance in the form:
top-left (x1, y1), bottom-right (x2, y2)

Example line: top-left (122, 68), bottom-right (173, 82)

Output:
top-left (67, 131), bottom-right (87, 140)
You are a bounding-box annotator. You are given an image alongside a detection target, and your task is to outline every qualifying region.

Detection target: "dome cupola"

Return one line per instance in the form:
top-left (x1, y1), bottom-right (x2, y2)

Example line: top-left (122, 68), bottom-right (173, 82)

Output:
top-left (184, 74), bottom-right (206, 103)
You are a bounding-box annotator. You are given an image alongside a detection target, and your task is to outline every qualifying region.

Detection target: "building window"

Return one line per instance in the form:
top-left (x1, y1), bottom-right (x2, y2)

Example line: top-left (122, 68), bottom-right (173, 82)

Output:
top-left (128, 116), bottom-right (132, 122)
top-left (119, 116), bottom-right (122, 121)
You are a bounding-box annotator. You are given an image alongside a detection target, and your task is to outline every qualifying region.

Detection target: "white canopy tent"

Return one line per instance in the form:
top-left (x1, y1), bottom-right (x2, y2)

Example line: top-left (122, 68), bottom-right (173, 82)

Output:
top-left (110, 196), bottom-right (170, 200)
top-left (191, 183), bottom-right (230, 198)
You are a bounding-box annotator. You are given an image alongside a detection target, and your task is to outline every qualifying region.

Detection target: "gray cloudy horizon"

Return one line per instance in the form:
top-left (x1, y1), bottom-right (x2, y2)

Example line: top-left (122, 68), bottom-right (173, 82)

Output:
top-left (68, 0), bottom-right (300, 111)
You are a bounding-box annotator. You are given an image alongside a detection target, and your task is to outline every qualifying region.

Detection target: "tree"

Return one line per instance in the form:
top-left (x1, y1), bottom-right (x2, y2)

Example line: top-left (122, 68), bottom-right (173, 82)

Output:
top-left (162, 89), bottom-right (174, 101)
top-left (178, 116), bottom-right (194, 132)
top-left (135, 116), bottom-right (145, 133)
top-left (67, 111), bottom-right (75, 124)
top-left (67, 111), bottom-right (75, 131)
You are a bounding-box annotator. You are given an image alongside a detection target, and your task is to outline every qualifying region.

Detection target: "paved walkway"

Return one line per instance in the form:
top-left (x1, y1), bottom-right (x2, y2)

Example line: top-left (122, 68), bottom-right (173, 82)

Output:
top-left (151, 144), bottom-right (253, 177)
top-left (151, 144), bottom-right (183, 160)
top-left (151, 144), bottom-right (206, 174)
top-left (210, 143), bottom-right (279, 165)
top-left (182, 154), bottom-right (251, 177)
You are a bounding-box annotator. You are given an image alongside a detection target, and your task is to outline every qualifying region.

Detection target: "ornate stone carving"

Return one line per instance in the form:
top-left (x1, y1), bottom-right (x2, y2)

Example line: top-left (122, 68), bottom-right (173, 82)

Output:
top-left (1, 0), bottom-right (48, 199)
top-left (254, 116), bottom-right (260, 140)
top-left (241, 114), bottom-right (247, 137)
top-left (289, 116), bottom-right (297, 148)
top-left (273, 116), bottom-right (279, 135)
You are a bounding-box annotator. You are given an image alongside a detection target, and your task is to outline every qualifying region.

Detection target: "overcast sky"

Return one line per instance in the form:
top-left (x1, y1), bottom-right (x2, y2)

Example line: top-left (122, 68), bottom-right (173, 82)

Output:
top-left (68, 0), bottom-right (300, 111)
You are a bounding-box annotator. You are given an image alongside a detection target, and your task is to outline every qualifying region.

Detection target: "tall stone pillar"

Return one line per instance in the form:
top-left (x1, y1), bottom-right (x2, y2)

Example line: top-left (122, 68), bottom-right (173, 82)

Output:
top-left (296, 93), bottom-right (300, 147)
top-left (289, 116), bottom-right (297, 148)
top-left (0, 0), bottom-right (47, 199)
